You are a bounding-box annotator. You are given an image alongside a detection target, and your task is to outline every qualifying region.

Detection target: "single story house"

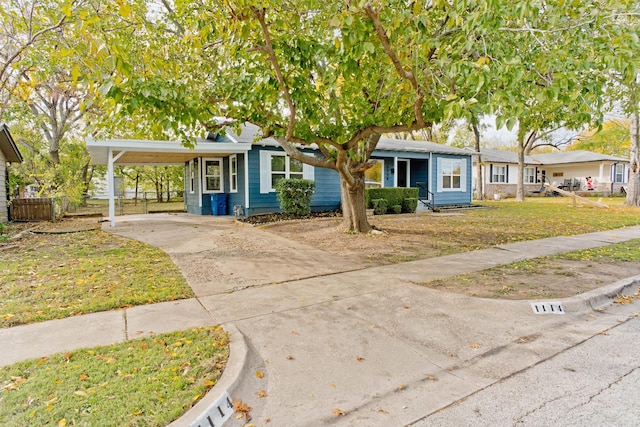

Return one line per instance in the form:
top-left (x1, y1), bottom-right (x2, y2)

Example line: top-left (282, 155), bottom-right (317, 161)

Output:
top-left (471, 148), bottom-right (629, 197)
top-left (1, 124), bottom-right (23, 222)
top-left (531, 151), bottom-right (629, 193)
top-left (87, 124), bottom-right (472, 226)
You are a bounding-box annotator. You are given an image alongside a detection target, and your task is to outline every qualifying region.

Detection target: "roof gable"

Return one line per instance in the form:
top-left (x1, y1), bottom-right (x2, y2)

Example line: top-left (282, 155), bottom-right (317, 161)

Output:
top-left (0, 124), bottom-right (23, 163)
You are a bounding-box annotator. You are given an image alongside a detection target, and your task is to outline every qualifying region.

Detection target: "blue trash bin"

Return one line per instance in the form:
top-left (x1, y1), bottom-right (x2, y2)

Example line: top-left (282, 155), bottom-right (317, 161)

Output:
top-left (210, 194), bottom-right (228, 216)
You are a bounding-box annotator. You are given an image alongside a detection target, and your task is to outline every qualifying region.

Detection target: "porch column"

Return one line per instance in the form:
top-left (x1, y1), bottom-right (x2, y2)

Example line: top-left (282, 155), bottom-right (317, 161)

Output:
top-left (107, 147), bottom-right (126, 227)
top-left (393, 158), bottom-right (398, 187)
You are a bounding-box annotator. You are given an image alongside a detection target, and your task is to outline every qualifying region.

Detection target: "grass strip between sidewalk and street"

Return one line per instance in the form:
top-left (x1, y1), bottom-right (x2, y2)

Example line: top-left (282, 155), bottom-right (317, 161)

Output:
top-left (420, 239), bottom-right (640, 300)
top-left (0, 327), bottom-right (229, 427)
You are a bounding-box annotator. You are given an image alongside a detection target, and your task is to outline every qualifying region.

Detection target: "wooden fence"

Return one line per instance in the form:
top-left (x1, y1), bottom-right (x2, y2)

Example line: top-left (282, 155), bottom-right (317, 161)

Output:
top-left (10, 198), bottom-right (54, 221)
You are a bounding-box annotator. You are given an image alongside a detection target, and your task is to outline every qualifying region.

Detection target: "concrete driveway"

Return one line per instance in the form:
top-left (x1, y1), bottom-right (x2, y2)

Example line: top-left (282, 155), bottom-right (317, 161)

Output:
top-left (108, 214), bottom-right (640, 427)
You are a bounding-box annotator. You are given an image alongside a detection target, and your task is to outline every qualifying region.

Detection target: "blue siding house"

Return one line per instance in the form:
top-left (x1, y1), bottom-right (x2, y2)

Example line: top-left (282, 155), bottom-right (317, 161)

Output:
top-left (87, 123), bottom-right (472, 223)
top-left (182, 124), bottom-right (472, 215)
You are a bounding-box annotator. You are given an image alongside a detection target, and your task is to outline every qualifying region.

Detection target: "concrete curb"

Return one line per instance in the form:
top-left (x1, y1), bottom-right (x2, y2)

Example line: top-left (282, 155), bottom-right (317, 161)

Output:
top-left (169, 323), bottom-right (249, 427)
top-left (561, 274), bottom-right (640, 313)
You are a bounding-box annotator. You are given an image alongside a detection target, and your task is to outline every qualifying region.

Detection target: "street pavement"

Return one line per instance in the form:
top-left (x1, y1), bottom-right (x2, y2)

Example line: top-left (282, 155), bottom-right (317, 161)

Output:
top-left (1, 213), bottom-right (639, 427)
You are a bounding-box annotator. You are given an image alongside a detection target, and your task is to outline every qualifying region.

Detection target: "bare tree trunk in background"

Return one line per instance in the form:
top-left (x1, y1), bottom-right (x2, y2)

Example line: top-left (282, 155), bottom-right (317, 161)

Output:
top-left (472, 124), bottom-right (483, 201)
top-left (626, 109), bottom-right (640, 206)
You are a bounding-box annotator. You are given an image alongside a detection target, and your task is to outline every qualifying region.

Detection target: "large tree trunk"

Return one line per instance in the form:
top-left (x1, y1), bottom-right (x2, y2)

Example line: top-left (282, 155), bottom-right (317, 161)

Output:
top-left (339, 172), bottom-right (372, 233)
top-left (626, 110), bottom-right (640, 206)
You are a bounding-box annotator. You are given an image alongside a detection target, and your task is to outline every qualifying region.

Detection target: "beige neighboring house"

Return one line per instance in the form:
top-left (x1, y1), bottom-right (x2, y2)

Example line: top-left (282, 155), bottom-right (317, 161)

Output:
top-left (471, 148), bottom-right (629, 198)
top-left (1, 124), bottom-right (23, 222)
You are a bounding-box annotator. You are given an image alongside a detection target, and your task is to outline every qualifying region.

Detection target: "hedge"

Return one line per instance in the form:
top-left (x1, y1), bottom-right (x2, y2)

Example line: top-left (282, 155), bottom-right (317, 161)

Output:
top-left (365, 187), bottom-right (419, 211)
top-left (402, 197), bottom-right (418, 213)
top-left (372, 198), bottom-right (388, 215)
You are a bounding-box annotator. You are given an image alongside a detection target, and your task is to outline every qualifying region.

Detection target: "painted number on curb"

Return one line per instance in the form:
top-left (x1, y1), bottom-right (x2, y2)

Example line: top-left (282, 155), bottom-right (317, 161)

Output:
top-left (530, 302), bottom-right (564, 314)
top-left (190, 391), bottom-right (234, 427)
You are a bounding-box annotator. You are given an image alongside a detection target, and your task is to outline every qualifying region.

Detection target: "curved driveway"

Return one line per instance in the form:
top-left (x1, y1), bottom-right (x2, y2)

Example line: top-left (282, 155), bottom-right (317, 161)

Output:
top-left (108, 214), bottom-right (640, 427)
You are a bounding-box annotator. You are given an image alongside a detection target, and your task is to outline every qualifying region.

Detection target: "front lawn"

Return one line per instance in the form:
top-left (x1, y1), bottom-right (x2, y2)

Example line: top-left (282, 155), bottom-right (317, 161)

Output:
top-left (1, 229), bottom-right (193, 328)
top-left (0, 327), bottom-right (229, 427)
top-left (263, 197), bottom-right (640, 264)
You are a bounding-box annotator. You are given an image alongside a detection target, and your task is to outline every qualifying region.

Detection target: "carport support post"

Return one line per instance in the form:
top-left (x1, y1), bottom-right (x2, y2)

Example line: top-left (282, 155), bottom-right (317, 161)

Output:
top-left (107, 148), bottom-right (126, 227)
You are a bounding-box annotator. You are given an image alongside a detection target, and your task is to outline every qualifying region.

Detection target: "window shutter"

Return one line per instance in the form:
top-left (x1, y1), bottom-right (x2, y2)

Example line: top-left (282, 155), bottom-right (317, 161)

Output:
top-left (303, 163), bottom-right (314, 181)
top-left (505, 164), bottom-right (509, 183)
top-left (259, 150), bottom-right (271, 194)
top-left (460, 158), bottom-right (467, 192)
top-left (489, 164), bottom-right (493, 183)
top-left (437, 157), bottom-right (443, 192)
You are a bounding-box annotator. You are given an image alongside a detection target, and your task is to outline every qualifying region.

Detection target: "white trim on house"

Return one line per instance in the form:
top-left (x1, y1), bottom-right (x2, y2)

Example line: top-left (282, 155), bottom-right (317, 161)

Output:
top-left (259, 150), bottom-right (314, 194)
top-left (86, 137), bottom-right (251, 227)
top-left (437, 157), bottom-right (467, 192)
top-left (189, 159), bottom-right (195, 194)
top-left (202, 158), bottom-right (224, 194)
top-left (244, 153), bottom-right (250, 210)
top-left (229, 154), bottom-right (238, 193)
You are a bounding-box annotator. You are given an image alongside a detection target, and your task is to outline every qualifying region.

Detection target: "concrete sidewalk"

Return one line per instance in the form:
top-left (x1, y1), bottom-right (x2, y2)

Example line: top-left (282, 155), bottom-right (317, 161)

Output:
top-left (2, 216), bottom-right (640, 427)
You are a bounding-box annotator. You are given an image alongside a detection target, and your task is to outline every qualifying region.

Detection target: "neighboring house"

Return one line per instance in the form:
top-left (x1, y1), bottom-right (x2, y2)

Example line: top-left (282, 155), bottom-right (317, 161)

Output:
top-left (87, 124), bottom-right (472, 224)
top-left (471, 148), bottom-right (542, 198)
top-left (471, 148), bottom-right (629, 197)
top-left (531, 151), bottom-right (629, 193)
top-left (0, 124), bottom-right (23, 222)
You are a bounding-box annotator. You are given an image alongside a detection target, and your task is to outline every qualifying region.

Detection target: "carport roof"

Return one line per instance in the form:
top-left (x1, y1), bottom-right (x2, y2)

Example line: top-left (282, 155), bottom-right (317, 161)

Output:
top-left (86, 137), bottom-right (252, 165)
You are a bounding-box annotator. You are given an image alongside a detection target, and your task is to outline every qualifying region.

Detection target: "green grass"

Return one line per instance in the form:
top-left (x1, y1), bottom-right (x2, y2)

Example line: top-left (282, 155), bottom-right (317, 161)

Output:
top-left (1, 230), bottom-right (194, 327)
top-left (556, 239), bottom-right (640, 262)
top-left (421, 239), bottom-right (640, 297)
top-left (469, 197), bottom-right (640, 241)
top-left (0, 327), bottom-right (229, 427)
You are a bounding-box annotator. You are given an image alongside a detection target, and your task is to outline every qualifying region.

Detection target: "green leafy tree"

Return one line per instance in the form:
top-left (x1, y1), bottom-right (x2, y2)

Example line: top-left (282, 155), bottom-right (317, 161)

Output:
top-left (88, 1), bottom-right (528, 232)
top-left (74, 1), bottom-right (639, 223)
top-left (490, 1), bottom-right (621, 201)
top-left (593, 6), bottom-right (640, 206)
top-left (570, 119), bottom-right (630, 157)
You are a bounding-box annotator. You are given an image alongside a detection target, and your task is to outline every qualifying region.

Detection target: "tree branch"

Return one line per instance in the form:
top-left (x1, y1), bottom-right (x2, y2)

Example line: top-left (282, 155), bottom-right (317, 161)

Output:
top-left (363, 3), bottom-right (426, 128)
top-left (251, 7), bottom-right (297, 141)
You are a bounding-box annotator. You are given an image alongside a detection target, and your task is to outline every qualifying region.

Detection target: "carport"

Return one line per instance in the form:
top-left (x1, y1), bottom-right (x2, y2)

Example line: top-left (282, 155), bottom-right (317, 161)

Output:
top-left (86, 137), bottom-right (251, 227)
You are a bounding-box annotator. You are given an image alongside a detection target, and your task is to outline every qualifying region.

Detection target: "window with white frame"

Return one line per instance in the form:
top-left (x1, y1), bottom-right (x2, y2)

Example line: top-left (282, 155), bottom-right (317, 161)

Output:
top-left (203, 159), bottom-right (223, 193)
top-left (524, 167), bottom-right (535, 183)
top-left (491, 165), bottom-right (507, 183)
top-left (441, 158), bottom-right (462, 189)
top-left (614, 164), bottom-right (625, 183)
top-left (260, 151), bottom-right (314, 193)
top-left (229, 155), bottom-right (238, 192)
top-left (189, 160), bottom-right (195, 193)
top-left (364, 159), bottom-right (384, 188)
